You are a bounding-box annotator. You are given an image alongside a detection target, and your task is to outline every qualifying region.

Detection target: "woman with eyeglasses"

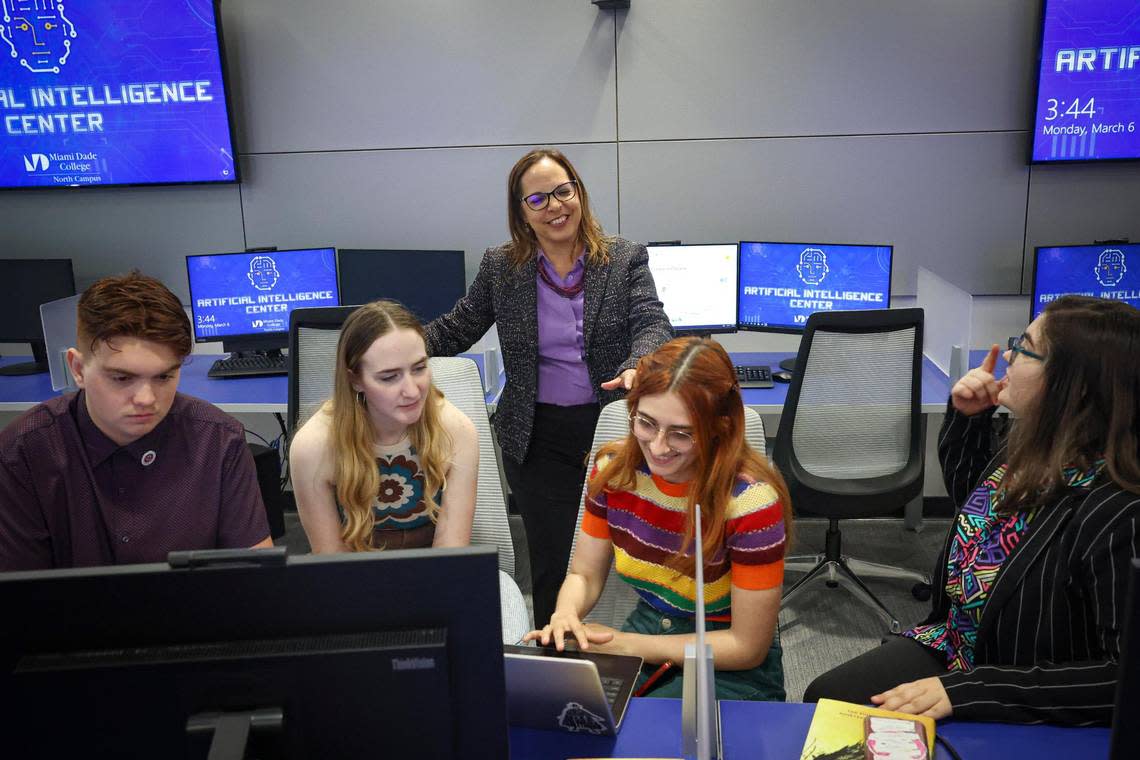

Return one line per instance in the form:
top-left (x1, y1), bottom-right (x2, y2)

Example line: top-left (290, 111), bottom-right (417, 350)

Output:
top-left (804, 295), bottom-right (1140, 725)
top-left (425, 148), bottom-right (673, 627)
top-left (525, 337), bottom-right (792, 701)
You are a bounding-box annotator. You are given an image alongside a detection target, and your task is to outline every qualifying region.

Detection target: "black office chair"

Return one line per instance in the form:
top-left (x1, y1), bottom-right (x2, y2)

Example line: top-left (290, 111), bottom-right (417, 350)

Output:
top-left (774, 308), bottom-right (931, 634)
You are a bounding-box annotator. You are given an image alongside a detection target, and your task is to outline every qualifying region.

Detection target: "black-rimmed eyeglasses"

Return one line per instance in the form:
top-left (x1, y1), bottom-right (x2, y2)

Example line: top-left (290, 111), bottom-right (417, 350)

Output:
top-left (629, 411), bottom-right (695, 452)
top-left (1007, 334), bottom-right (1045, 364)
top-left (520, 180), bottom-right (578, 211)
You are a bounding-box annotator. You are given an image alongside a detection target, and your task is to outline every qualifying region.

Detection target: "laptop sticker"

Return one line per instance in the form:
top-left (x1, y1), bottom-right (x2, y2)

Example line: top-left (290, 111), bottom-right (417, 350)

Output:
top-left (557, 702), bottom-right (608, 734)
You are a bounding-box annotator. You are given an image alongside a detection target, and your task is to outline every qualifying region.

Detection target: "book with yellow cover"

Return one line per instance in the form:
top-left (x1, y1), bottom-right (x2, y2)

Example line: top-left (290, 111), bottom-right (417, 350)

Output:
top-left (799, 699), bottom-right (936, 760)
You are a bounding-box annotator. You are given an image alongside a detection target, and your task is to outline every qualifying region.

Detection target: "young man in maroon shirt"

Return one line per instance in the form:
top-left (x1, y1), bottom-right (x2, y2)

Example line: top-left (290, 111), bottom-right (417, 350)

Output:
top-left (0, 272), bottom-right (272, 571)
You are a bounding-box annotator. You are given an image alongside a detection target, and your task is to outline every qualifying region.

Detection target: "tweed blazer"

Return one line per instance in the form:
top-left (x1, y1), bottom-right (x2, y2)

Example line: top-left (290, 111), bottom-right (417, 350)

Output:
top-left (424, 237), bottom-right (673, 464)
top-left (929, 404), bottom-right (1140, 725)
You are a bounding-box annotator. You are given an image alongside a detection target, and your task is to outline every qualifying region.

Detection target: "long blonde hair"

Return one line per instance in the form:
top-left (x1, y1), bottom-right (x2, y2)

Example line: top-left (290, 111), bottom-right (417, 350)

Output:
top-left (505, 148), bottom-right (611, 269)
top-left (326, 300), bottom-right (452, 551)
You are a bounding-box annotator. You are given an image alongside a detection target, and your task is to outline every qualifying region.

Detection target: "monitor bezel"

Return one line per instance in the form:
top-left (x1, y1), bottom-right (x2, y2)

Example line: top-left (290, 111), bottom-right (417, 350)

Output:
top-left (0, 0), bottom-right (242, 192)
top-left (644, 241), bottom-right (740, 334)
top-left (1027, 0), bottom-right (1140, 166)
top-left (735, 240), bottom-right (894, 335)
top-left (185, 246), bottom-right (340, 346)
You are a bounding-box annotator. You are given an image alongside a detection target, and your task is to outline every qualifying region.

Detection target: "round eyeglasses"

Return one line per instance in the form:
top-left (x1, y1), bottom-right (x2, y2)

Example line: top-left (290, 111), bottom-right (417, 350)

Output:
top-left (1007, 334), bottom-right (1045, 364)
top-left (629, 411), bottom-right (695, 452)
top-left (520, 180), bottom-right (578, 211)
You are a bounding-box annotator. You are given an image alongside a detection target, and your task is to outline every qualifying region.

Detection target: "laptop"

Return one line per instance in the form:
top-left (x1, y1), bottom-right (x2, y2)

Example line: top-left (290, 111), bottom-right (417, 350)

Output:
top-left (503, 643), bottom-right (643, 735)
top-left (1110, 558), bottom-right (1140, 759)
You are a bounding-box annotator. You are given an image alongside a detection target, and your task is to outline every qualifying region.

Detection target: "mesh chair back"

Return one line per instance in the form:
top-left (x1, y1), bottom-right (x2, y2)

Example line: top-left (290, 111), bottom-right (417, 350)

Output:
top-left (568, 399), bottom-right (767, 628)
top-left (429, 357), bottom-right (516, 578)
top-left (775, 308), bottom-right (924, 517)
top-left (288, 306), bottom-right (358, 435)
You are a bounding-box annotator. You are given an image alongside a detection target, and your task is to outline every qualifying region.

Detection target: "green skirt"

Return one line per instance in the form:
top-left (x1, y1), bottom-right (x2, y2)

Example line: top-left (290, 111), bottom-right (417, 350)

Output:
top-left (622, 600), bottom-right (785, 702)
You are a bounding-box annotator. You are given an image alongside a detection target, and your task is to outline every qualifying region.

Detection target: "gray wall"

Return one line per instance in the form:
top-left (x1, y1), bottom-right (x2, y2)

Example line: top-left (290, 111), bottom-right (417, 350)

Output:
top-left (2, 0), bottom-right (1139, 307)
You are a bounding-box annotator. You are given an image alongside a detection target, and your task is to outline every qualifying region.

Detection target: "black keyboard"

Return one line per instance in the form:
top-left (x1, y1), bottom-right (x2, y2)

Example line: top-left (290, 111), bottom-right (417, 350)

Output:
top-left (207, 353), bottom-right (288, 379)
top-left (735, 364), bottom-right (774, 389)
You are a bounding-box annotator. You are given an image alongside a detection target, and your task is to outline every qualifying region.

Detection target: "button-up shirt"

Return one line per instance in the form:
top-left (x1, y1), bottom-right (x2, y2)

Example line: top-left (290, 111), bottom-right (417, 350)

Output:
top-left (536, 250), bottom-right (596, 406)
top-left (0, 391), bottom-right (269, 570)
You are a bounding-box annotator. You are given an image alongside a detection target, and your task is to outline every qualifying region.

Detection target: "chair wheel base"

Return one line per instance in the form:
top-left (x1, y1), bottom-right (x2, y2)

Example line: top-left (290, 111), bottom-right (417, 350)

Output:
top-left (911, 582), bottom-right (932, 602)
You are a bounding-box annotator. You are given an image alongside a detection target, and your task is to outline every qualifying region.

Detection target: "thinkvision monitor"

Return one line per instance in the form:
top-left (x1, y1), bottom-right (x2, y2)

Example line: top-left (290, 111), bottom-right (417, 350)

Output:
top-left (737, 242), bottom-right (893, 334)
top-left (186, 247), bottom-right (339, 354)
top-left (646, 243), bottom-right (738, 333)
top-left (0, 547), bottom-right (509, 759)
top-left (1032, 243), bottom-right (1140, 319)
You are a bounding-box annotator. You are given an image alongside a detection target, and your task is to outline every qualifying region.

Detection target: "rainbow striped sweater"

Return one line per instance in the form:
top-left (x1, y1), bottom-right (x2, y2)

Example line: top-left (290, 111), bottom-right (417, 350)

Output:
top-left (582, 458), bottom-right (786, 623)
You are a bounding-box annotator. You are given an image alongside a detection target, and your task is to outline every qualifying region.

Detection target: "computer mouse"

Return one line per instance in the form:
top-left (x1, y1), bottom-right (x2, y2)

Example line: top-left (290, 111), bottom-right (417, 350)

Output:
top-left (772, 370), bottom-right (793, 383)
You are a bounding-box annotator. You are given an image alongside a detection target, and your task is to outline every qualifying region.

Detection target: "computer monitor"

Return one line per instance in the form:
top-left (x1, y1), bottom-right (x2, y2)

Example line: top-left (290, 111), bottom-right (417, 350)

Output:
top-left (646, 243), bottom-right (739, 334)
top-left (186, 248), bottom-right (340, 356)
top-left (737, 241), bottom-right (893, 334)
top-left (0, 546), bottom-right (508, 759)
top-left (337, 249), bottom-right (466, 324)
top-left (1031, 243), bottom-right (1140, 320)
top-left (0, 259), bottom-right (76, 376)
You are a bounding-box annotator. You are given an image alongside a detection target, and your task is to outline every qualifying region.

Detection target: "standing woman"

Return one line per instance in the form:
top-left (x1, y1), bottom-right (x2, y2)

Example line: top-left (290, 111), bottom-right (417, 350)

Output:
top-left (805, 296), bottom-right (1140, 725)
top-left (426, 149), bottom-right (673, 626)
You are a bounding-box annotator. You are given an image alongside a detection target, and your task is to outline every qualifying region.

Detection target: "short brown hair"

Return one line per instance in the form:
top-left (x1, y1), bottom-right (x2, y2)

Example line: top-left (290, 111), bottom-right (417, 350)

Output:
top-left (77, 271), bottom-right (192, 358)
top-left (505, 148), bottom-right (610, 269)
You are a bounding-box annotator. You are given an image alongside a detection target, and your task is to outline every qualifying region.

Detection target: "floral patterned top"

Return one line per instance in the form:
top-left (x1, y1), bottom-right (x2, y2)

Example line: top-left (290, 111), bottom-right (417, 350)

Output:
top-left (373, 435), bottom-right (434, 533)
top-left (904, 459), bottom-right (1105, 671)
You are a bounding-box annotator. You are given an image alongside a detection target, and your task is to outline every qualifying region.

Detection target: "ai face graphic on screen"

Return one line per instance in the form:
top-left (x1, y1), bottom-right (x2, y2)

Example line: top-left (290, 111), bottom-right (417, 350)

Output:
top-left (1033, 244), bottom-right (1140, 319)
top-left (187, 249), bottom-right (339, 341)
top-left (0, 0), bottom-right (237, 188)
top-left (737, 242), bottom-right (892, 332)
top-left (1032, 0), bottom-right (1140, 162)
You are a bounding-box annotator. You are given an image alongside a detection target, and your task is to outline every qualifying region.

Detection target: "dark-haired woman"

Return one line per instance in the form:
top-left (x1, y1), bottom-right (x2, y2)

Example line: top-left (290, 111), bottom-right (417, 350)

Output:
top-left (526, 337), bottom-right (791, 701)
top-left (426, 149), bottom-right (672, 627)
top-left (805, 295), bottom-right (1140, 725)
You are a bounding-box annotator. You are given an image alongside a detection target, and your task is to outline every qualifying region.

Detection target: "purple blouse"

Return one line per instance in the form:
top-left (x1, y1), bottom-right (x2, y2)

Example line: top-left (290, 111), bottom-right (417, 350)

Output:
top-left (535, 250), bottom-right (596, 406)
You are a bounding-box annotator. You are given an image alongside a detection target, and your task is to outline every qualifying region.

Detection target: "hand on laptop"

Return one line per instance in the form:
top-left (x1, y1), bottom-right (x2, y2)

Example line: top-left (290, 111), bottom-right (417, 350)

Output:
top-left (524, 611), bottom-right (616, 652)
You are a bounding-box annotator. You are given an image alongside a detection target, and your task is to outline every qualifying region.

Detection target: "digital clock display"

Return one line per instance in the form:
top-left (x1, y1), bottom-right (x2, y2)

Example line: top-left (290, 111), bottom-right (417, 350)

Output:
top-left (1031, 0), bottom-right (1140, 162)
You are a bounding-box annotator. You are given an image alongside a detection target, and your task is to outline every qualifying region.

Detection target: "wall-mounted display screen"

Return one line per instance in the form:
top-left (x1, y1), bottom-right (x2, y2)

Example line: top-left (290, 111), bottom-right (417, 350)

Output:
top-left (1032, 243), bottom-right (1140, 319)
top-left (737, 242), bottom-right (893, 334)
top-left (1031, 0), bottom-right (1140, 162)
top-left (0, 0), bottom-right (238, 188)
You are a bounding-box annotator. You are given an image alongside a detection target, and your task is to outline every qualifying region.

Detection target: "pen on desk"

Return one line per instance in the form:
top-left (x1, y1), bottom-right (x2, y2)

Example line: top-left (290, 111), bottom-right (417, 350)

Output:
top-left (633, 660), bottom-right (674, 697)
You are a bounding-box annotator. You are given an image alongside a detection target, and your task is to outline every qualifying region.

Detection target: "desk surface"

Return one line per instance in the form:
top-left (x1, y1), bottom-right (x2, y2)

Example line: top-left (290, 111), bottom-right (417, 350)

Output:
top-left (0, 353), bottom-right (501, 414)
top-left (509, 699), bottom-right (1109, 759)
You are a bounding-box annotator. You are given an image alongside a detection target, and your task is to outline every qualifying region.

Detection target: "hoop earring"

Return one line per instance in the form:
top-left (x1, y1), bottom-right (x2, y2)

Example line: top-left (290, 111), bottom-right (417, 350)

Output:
top-left (356, 391), bottom-right (367, 408)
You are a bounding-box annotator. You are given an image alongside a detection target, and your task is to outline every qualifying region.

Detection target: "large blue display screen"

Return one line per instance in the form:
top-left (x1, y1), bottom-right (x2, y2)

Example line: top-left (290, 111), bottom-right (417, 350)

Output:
top-left (187, 248), bottom-right (339, 341)
top-left (737, 242), bottom-right (892, 333)
top-left (0, 0), bottom-right (237, 188)
top-left (1031, 0), bottom-right (1140, 162)
top-left (1032, 244), bottom-right (1140, 318)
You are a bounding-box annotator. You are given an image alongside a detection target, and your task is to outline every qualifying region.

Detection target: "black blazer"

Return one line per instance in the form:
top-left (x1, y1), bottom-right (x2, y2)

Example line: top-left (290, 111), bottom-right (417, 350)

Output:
top-left (931, 404), bottom-right (1140, 725)
top-left (424, 237), bottom-right (673, 464)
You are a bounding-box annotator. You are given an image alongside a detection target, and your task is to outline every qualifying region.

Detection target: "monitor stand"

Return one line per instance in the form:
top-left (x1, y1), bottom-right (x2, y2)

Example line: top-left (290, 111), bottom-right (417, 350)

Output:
top-left (0, 340), bottom-right (50, 376)
top-left (778, 357), bottom-right (796, 373)
top-left (186, 708), bottom-right (283, 760)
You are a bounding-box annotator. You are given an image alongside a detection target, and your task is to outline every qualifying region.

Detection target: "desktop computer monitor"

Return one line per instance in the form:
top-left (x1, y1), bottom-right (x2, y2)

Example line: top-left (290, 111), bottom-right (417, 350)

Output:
top-left (646, 243), bottom-right (739, 334)
top-left (0, 547), bottom-right (509, 759)
top-left (338, 249), bottom-right (467, 324)
top-left (737, 241), bottom-right (893, 334)
top-left (185, 247), bottom-right (340, 355)
top-left (0, 259), bottom-right (76, 376)
top-left (1031, 243), bottom-right (1140, 320)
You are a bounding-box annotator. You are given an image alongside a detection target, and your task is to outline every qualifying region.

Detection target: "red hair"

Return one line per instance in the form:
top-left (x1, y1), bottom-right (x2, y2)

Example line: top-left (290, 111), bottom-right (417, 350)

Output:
top-left (587, 337), bottom-right (793, 575)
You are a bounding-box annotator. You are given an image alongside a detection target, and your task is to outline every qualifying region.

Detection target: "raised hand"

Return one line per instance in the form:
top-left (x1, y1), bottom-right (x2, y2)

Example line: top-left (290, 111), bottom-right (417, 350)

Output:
top-left (950, 343), bottom-right (1004, 416)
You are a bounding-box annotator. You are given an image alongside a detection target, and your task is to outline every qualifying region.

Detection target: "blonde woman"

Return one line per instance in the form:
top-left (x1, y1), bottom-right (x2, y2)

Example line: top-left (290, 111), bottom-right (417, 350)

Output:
top-left (290, 300), bottom-right (478, 552)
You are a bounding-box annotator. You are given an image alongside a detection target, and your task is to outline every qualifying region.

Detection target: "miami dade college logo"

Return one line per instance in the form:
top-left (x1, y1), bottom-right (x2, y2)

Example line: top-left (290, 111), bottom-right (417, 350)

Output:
top-left (1, 0), bottom-right (77, 74)
top-left (23, 152), bottom-right (48, 171)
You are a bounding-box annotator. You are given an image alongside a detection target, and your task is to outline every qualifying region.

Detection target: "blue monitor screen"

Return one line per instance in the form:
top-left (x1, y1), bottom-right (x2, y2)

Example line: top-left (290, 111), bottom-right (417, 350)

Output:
top-left (186, 248), bottom-right (339, 342)
top-left (737, 242), bottom-right (893, 333)
top-left (1032, 244), bottom-right (1140, 319)
top-left (1031, 0), bottom-right (1140, 162)
top-left (0, 0), bottom-right (238, 188)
